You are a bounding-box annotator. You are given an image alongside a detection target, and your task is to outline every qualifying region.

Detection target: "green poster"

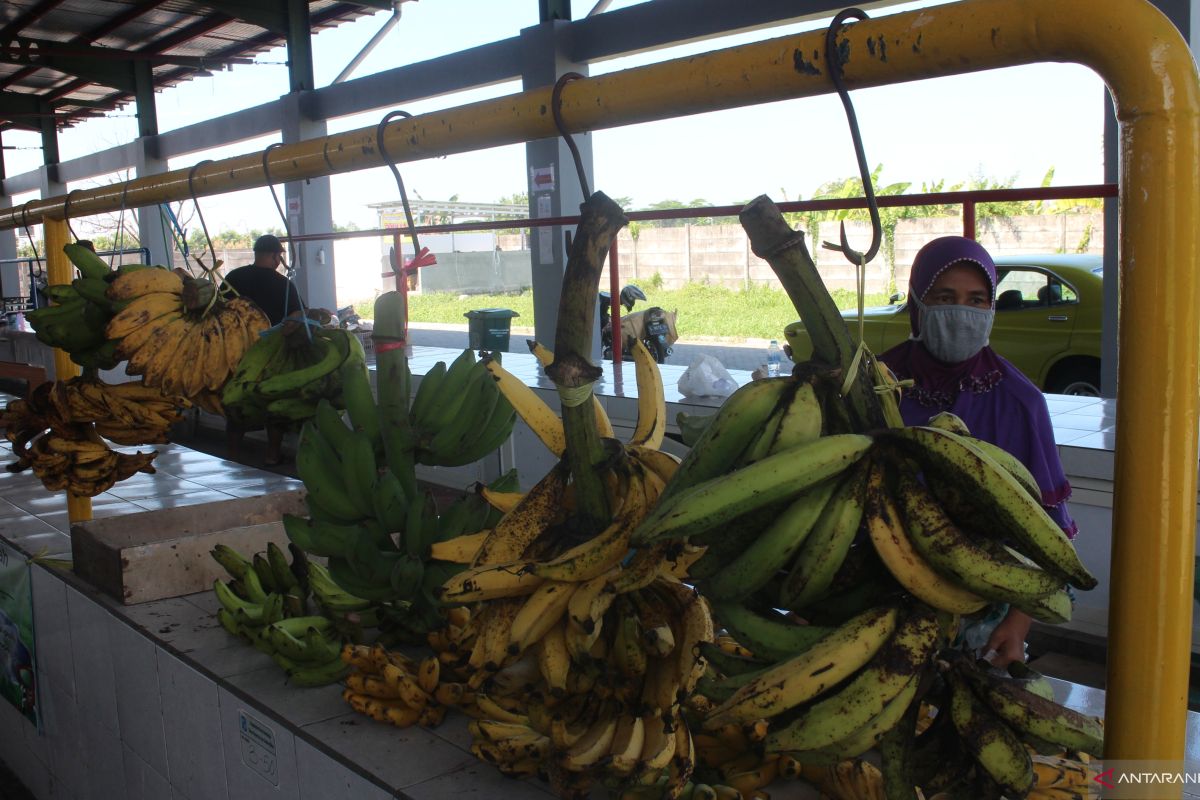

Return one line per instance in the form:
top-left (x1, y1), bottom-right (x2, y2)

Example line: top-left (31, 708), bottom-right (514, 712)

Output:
top-left (0, 540), bottom-right (37, 726)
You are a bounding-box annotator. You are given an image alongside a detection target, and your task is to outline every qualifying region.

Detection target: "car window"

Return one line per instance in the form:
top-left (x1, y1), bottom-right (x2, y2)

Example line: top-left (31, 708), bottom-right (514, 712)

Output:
top-left (994, 269), bottom-right (1045, 311)
top-left (993, 269), bottom-right (1076, 310)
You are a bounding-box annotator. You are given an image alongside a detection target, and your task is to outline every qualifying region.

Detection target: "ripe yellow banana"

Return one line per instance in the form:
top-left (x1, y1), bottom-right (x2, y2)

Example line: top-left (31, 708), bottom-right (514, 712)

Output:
top-left (629, 339), bottom-right (666, 449)
top-left (484, 358), bottom-right (565, 456)
top-left (472, 462), bottom-right (570, 566)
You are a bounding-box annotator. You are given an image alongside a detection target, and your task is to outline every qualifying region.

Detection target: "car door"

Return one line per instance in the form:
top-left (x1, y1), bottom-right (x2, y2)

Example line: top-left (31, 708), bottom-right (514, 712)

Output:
top-left (990, 267), bottom-right (1077, 384)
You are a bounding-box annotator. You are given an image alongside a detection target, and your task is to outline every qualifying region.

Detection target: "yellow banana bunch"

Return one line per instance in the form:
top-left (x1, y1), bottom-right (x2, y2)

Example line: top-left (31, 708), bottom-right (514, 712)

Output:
top-left (47, 377), bottom-right (187, 445)
top-left (107, 268), bottom-right (269, 400)
top-left (340, 644), bottom-right (452, 728)
top-left (2, 381), bottom-right (157, 495)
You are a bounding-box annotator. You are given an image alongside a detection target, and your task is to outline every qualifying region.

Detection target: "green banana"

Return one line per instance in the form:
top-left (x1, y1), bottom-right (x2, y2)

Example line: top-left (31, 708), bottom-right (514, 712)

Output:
top-left (307, 561), bottom-right (373, 612)
top-left (448, 395), bottom-right (516, 466)
top-left (886, 425), bottom-right (1096, 590)
top-left (258, 336), bottom-right (344, 399)
top-left (339, 357), bottom-right (381, 450)
top-left (252, 553), bottom-right (278, 594)
top-left (737, 401), bottom-right (785, 466)
top-left (282, 512), bottom-right (367, 559)
top-left (272, 651), bottom-right (349, 687)
top-left (702, 477), bottom-right (839, 602)
top-left (211, 544), bottom-right (253, 581)
top-left (71, 277), bottom-right (113, 309)
top-left (326, 556), bottom-right (398, 603)
top-left (1006, 661), bottom-right (1055, 701)
top-left (213, 579), bottom-right (263, 621)
top-left (265, 397), bottom-right (317, 421)
top-left (64, 242), bottom-right (111, 280)
top-left (313, 399), bottom-right (354, 453)
top-left (372, 468), bottom-right (410, 533)
top-left (695, 641), bottom-right (768, 677)
top-left (633, 433), bottom-right (873, 546)
top-left (709, 601), bottom-right (835, 662)
top-left (965, 436), bottom-right (1042, 502)
top-left (947, 670), bottom-right (1033, 798)
top-left (296, 422), bottom-right (362, 522)
top-left (43, 284), bottom-right (81, 304)
top-left (766, 379), bottom-right (823, 454)
top-left (779, 457), bottom-right (870, 611)
top-left (223, 330), bottom-right (288, 408)
top-left (785, 674), bottom-right (920, 762)
top-left (658, 377), bottom-right (792, 505)
top-left (343, 429), bottom-right (380, 520)
top-left (407, 361), bottom-right (445, 435)
top-left (763, 607), bottom-right (939, 752)
top-left (423, 363), bottom-right (498, 466)
top-left (389, 553), bottom-right (425, 600)
top-left (266, 542), bottom-right (299, 592)
top-left (705, 605), bottom-right (899, 728)
top-left (880, 695), bottom-right (921, 800)
top-left (415, 348), bottom-right (476, 434)
top-left (964, 667), bottom-right (1103, 757)
top-left (895, 467), bottom-right (1064, 604)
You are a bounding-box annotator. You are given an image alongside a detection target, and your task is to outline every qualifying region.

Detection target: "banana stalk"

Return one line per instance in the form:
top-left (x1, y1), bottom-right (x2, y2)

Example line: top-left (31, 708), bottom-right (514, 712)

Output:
top-left (373, 291), bottom-right (417, 499)
top-left (739, 195), bottom-right (893, 432)
top-left (544, 191), bottom-right (629, 537)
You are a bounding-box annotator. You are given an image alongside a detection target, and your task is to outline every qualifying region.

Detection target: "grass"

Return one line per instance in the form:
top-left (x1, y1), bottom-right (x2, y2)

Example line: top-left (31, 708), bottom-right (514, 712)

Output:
top-left (355, 283), bottom-right (892, 341)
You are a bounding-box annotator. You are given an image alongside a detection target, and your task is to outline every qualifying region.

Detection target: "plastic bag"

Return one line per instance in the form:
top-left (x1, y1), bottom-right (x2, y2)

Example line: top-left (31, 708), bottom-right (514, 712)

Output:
top-left (677, 354), bottom-right (737, 398)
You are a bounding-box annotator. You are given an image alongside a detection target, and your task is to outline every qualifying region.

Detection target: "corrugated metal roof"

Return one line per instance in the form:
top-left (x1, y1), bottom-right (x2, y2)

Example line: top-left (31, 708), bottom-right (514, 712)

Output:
top-left (0, 0), bottom-right (393, 131)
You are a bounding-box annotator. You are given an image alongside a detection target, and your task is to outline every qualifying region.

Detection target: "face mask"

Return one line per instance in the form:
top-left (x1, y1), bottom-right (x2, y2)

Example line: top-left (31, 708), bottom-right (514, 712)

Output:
top-left (913, 298), bottom-right (995, 363)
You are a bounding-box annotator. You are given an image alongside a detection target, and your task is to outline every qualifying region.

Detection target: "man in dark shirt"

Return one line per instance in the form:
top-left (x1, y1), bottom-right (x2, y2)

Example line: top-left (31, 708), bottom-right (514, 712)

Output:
top-left (222, 234), bottom-right (304, 465)
top-left (221, 234), bottom-right (304, 325)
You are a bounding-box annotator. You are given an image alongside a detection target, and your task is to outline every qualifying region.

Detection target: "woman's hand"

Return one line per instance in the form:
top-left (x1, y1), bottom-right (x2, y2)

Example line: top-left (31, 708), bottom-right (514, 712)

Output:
top-left (983, 608), bottom-right (1034, 667)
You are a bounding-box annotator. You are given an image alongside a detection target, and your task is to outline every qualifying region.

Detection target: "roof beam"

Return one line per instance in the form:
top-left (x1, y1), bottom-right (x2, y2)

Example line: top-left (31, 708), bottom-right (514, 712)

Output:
top-left (0, 40), bottom-right (250, 68)
top-left (0, 0), bottom-right (67, 39)
top-left (0, 48), bottom-right (137, 92)
top-left (346, 0), bottom-right (394, 10)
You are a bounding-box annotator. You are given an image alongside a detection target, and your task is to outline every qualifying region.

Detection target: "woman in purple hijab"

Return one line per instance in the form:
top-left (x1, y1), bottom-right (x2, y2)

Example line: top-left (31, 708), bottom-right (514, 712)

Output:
top-left (879, 235), bottom-right (1076, 667)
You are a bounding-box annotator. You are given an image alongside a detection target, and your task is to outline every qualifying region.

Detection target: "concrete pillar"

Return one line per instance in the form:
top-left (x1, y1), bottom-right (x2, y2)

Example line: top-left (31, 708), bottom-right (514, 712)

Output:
top-left (520, 20), bottom-right (600, 359)
top-left (279, 92), bottom-right (336, 312)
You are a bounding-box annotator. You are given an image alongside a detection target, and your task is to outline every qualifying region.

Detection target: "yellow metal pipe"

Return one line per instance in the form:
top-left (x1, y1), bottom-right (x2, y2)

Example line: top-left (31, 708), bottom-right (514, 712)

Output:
top-left (43, 216), bottom-right (93, 525)
top-left (0, 0), bottom-right (1193, 758)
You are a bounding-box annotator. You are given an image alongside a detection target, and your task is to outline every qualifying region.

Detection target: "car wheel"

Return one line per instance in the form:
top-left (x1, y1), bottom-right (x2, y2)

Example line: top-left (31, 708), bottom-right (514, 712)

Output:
top-left (1046, 363), bottom-right (1101, 396)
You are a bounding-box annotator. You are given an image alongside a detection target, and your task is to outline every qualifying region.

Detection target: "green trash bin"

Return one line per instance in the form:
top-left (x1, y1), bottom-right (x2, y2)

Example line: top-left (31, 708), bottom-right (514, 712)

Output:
top-left (464, 308), bottom-right (520, 352)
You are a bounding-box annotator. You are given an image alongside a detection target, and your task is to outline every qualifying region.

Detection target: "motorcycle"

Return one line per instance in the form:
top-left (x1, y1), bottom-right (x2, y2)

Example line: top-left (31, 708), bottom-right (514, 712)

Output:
top-left (600, 285), bottom-right (678, 364)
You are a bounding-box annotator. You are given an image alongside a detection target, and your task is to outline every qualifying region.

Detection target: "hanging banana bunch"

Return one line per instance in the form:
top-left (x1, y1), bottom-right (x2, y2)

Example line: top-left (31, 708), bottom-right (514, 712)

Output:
top-left (105, 266), bottom-right (269, 402)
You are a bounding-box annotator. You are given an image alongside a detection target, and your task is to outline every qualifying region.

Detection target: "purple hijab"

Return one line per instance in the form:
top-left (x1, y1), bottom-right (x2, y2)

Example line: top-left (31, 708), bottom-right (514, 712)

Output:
top-left (879, 237), bottom-right (1076, 535)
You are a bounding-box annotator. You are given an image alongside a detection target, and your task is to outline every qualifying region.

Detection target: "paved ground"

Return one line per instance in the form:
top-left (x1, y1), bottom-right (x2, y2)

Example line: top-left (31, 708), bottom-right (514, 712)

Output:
top-left (407, 323), bottom-right (795, 373)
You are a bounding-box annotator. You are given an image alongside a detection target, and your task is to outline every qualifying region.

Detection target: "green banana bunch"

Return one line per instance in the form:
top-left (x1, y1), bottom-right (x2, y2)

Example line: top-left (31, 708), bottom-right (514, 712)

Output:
top-left (415, 352), bottom-right (516, 467)
top-left (25, 244), bottom-right (124, 369)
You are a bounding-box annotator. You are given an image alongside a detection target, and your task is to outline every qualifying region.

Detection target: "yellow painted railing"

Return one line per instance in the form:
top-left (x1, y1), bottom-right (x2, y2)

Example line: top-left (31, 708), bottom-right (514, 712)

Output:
top-left (4, 0), bottom-right (1196, 763)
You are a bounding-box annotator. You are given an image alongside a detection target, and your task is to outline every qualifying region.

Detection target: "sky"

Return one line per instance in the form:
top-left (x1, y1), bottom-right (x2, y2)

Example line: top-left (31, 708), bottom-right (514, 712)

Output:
top-left (2, 0), bottom-right (1111, 235)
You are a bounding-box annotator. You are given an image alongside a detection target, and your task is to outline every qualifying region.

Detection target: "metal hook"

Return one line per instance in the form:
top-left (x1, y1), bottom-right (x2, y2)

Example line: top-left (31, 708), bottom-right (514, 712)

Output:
top-left (62, 189), bottom-right (81, 243)
top-left (187, 159), bottom-right (216, 274)
top-left (551, 72), bottom-right (591, 200)
top-left (821, 7), bottom-right (882, 266)
top-left (261, 142), bottom-right (310, 333)
top-left (375, 109), bottom-right (422, 266)
top-left (262, 143), bottom-right (295, 265)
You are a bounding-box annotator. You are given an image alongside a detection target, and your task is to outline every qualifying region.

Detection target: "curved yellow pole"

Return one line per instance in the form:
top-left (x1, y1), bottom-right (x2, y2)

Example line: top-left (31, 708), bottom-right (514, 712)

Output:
top-left (43, 217), bottom-right (93, 525)
top-left (0, 0), bottom-right (1194, 758)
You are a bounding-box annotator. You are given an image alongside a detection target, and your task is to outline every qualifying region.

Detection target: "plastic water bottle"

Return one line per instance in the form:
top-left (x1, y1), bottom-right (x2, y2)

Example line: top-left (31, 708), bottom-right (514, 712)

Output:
top-left (766, 340), bottom-right (783, 378)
